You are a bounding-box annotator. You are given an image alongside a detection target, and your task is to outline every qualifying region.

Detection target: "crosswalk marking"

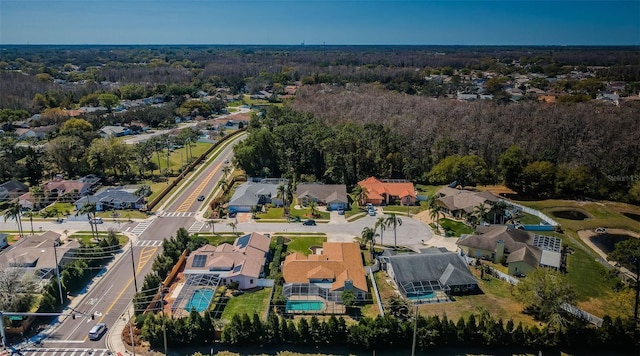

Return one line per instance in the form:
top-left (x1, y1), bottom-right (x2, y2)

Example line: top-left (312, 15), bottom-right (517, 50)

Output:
top-left (16, 348), bottom-right (111, 356)
top-left (188, 221), bottom-right (205, 233)
top-left (158, 211), bottom-right (195, 217)
top-left (136, 240), bottom-right (163, 247)
top-left (130, 220), bottom-right (152, 236)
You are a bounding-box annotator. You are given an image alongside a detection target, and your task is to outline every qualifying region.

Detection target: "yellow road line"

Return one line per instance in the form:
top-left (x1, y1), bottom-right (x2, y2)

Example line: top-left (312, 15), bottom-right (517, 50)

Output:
top-left (176, 161), bottom-right (224, 212)
top-left (83, 246), bottom-right (158, 341)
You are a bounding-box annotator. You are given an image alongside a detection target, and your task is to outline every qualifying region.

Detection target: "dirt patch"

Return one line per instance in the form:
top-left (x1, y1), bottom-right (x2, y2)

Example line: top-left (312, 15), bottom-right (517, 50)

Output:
top-left (476, 185), bottom-right (518, 197)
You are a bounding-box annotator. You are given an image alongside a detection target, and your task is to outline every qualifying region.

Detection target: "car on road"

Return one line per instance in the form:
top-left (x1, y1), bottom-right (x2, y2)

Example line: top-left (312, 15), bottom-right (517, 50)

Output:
top-left (368, 209), bottom-right (376, 216)
top-left (224, 159), bottom-right (230, 164)
top-left (337, 209), bottom-right (345, 215)
top-left (197, 195), bottom-right (206, 201)
top-left (88, 323), bottom-right (107, 340)
top-left (89, 217), bottom-right (103, 224)
top-left (302, 219), bottom-right (316, 226)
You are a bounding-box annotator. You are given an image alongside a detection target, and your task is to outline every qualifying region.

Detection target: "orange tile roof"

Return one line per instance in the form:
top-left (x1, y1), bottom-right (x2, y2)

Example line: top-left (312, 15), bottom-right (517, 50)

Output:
top-left (358, 177), bottom-right (416, 201)
top-left (282, 242), bottom-right (367, 292)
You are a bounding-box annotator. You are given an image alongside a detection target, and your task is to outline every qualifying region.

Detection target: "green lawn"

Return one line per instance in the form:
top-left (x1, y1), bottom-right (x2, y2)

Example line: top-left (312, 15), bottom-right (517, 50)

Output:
top-left (255, 207), bottom-right (284, 219)
top-left (220, 287), bottom-right (272, 321)
top-left (415, 184), bottom-right (441, 198)
top-left (288, 205), bottom-right (330, 220)
top-left (69, 232), bottom-right (128, 245)
top-left (516, 212), bottom-right (543, 225)
top-left (284, 235), bottom-right (327, 255)
top-left (382, 205), bottom-right (424, 215)
top-left (437, 218), bottom-right (473, 237)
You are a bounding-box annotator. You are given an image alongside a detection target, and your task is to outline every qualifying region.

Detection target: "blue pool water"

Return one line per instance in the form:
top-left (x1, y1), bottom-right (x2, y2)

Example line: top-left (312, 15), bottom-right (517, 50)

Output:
top-left (407, 292), bottom-right (435, 300)
top-left (285, 300), bottom-right (324, 311)
top-left (185, 288), bottom-right (214, 312)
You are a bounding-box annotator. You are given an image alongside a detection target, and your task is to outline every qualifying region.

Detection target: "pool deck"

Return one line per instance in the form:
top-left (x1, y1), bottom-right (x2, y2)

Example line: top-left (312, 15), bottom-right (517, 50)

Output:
top-left (286, 295), bottom-right (345, 315)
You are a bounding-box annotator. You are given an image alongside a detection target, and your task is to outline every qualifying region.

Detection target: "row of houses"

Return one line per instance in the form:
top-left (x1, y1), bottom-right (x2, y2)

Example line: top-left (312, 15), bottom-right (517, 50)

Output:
top-left (227, 176), bottom-right (418, 214)
top-left (182, 232), bottom-right (480, 311)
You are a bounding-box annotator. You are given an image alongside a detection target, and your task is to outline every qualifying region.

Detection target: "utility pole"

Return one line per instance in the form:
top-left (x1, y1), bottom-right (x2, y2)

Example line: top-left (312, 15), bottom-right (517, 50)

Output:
top-left (130, 241), bottom-right (138, 293)
top-left (53, 242), bottom-right (64, 305)
top-left (160, 283), bottom-right (168, 355)
top-left (411, 303), bottom-right (418, 356)
top-left (127, 309), bottom-right (136, 356)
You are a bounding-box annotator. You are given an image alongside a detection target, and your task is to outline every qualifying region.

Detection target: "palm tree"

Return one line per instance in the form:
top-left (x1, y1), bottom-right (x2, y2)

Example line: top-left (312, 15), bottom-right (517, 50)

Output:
top-left (3, 201), bottom-right (24, 238)
top-left (276, 184), bottom-right (287, 206)
top-left (360, 227), bottom-right (379, 262)
top-left (207, 219), bottom-right (216, 235)
top-left (308, 201), bottom-right (318, 218)
top-left (222, 165), bottom-right (232, 178)
top-left (473, 202), bottom-right (490, 227)
top-left (217, 180), bottom-right (229, 192)
top-left (24, 208), bottom-right (35, 235)
top-left (358, 187), bottom-right (369, 207)
top-left (78, 202), bottom-right (98, 240)
top-left (385, 214), bottom-right (402, 248)
top-left (374, 216), bottom-right (387, 246)
top-left (227, 222), bottom-right (238, 236)
top-left (490, 200), bottom-right (508, 224)
top-left (427, 195), bottom-right (441, 223)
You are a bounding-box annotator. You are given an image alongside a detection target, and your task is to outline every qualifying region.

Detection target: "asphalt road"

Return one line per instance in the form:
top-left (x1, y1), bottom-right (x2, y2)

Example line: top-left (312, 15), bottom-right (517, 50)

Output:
top-left (1, 129), bottom-right (436, 353)
top-left (12, 133), bottom-right (244, 352)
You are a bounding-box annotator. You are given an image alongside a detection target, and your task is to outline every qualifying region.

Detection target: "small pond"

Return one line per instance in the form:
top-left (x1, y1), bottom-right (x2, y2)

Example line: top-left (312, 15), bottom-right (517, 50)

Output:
top-left (622, 212), bottom-right (640, 223)
top-left (590, 233), bottom-right (632, 254)
top-left (551, 209), bottom-right (589, 220)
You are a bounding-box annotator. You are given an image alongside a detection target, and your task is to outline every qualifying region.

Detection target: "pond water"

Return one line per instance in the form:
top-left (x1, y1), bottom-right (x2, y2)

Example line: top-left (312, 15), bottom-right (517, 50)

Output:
top-left (623, 212), bottom-right (640, 223)
top-left (590, 233), bottom-right (632, 254)
top-left (551, 209), bottom-right (589, 220)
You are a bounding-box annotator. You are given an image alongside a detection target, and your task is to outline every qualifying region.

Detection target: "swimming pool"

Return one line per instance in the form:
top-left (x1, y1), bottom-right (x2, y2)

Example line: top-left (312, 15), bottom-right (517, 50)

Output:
top-left (285, 300), bottom-right (324, 312)
top-left (407, 292), bottom-right (435, 300)
top-left (185, 288), bottom-right (214, 312)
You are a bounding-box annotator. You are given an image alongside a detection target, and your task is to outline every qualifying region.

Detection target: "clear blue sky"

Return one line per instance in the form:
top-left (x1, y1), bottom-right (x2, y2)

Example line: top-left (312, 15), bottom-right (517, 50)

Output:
top-left (1, 0), bottom-right (639, 45)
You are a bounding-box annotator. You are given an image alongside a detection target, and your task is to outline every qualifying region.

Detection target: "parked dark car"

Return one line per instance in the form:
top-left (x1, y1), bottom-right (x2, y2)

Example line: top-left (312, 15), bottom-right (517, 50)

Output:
top-left (303, 219), bottom-right (316, 226)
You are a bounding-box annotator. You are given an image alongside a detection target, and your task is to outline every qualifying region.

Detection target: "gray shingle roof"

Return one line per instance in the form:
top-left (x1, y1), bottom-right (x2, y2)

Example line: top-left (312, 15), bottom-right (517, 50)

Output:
top-left (387, 249), bottom-right (477, 288)
top-left (228, 181), bottom-right (281, 207)
top-left (295, 183), bottom-right (348, 204)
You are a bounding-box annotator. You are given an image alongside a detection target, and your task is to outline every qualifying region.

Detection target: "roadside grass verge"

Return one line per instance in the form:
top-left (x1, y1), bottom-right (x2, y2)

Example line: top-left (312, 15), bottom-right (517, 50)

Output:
top-left (221, 287), bottom-right (272, 322)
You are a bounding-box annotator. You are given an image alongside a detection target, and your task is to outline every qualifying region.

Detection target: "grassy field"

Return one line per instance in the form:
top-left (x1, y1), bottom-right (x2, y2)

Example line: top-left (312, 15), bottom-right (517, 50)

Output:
top-left (69, 231), bottom-right (129, 245)
top-left (221, 287), bottom-right (272, 321)
top-left (285, 235), bottom-right (327, 255)
top-left (438, 218), bottom-right (473, 236)
top-left (515, 199), bottom-right (640, 317)
top-left (288, 205), bottom-right (330, 220)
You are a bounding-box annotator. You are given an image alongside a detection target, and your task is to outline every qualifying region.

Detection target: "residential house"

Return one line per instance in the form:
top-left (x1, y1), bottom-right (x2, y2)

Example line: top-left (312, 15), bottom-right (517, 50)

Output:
top-left (99, 125), bottom-right (131, 138)
top-left (358, 177), bottom-right (417, 206)
top-left (0, 180), bottom-right (29, 200)
top-left (435, 187), bottom-right (499, 219)
top-left (14, 125), bottom-right (56, 140)
top-left (228, 179), bottom-right (287, 213)
top-left (456, 225), bottom-right (562, 276)
top-left (42, 177), bottom-right (93, 204)
top-left (0, 232), bottom-right (8, 249)
top-left (381, 247), bottom-right (478, 301)
top-left (0, 231), bottom-right (79, 279)
top-left (74, 186), bottom-right (146, 212)
top-left (183, 232), bottom-right (271, 290)
top-left (295, 183), bottom-right (349, 211)
top-left (282, 242), bottom-right (368, 303)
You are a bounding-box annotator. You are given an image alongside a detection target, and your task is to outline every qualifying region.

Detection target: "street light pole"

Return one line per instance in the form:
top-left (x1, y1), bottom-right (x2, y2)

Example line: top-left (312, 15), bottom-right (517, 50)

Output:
top-left (130, 241), bottom-right (138, 293)
top-left (411, 303), bottom-right (418, 356)
top-left (53, 242), bottom-right (64, 305)
top-left (127, 309), bottom-right (136, 356)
